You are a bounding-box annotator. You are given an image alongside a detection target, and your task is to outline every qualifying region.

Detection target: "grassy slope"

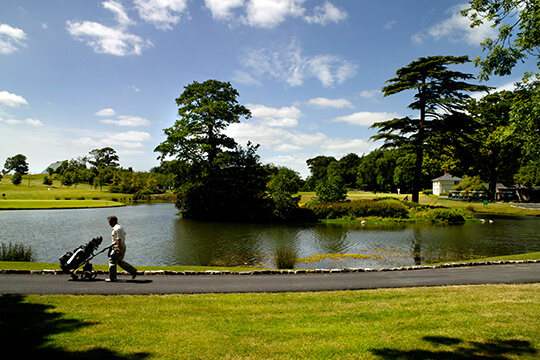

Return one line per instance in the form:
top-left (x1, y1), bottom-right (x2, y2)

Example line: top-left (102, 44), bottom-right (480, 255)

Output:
top-left (0, 174), bottom-right (130, 209)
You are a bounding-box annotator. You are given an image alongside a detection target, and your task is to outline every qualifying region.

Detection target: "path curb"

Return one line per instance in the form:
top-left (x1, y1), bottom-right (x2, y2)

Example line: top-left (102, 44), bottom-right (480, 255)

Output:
top-left (2, 259), bottom-right (538, 276)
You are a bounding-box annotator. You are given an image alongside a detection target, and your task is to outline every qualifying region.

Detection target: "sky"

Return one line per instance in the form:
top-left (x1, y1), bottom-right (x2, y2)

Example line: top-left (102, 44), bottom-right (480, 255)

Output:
top-left (0, 0), bottom-right (535, 179)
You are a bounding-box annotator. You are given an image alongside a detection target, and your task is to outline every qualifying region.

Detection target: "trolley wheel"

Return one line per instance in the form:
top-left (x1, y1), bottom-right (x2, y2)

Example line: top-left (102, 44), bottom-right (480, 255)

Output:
top-left (81, 271), bottom-right (94, 280)
top-left (71, 273), bottom-right (79, 280)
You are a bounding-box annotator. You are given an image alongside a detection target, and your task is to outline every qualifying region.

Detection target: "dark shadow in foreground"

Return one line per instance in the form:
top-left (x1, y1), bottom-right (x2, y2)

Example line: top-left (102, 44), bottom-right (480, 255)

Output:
top-left (0, 294), bottom-right (150, 359)
top-left (371, 335), bottom-right (537, 360)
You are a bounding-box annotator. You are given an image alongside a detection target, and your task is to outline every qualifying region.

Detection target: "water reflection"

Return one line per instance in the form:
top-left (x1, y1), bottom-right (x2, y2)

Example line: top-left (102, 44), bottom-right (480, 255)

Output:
top-left (0, 204), bottom-right (539, 268)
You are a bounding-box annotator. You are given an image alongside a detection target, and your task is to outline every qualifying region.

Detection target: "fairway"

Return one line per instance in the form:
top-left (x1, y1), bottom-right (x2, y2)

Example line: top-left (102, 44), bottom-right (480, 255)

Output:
top-left (0, 199), bottom-right (125, 210)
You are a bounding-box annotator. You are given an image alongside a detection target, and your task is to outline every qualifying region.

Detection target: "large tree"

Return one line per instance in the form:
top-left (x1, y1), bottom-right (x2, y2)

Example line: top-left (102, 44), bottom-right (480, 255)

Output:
top-left (154, 80), bottom-right (271, 220)
top-left (3, 154), bottom-right (29, 175)
top-left (462, 0), bottom-right (540, 80)
top-left (155, 80), bottom-right (251, 168)
top-left (304, 156), bottom-right (337, 191)
top-left (465, 91), bottom-right (522, 199)
top-left (371, 55), bottom-right (490, 202)
top-left (88, 147), bottom-right (119, 169)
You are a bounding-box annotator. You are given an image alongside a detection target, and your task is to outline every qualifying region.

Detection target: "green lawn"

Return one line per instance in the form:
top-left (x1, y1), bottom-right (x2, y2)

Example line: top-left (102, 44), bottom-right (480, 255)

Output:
top-left (299, 191), bottom-right (540, 217)
top-left (0, 174), bottom-right (131, 209)
top-left (2, 284), bottom-right (539, 359)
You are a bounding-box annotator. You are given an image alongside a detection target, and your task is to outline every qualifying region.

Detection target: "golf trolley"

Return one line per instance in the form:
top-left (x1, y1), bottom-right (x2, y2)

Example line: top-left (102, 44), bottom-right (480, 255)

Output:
top-left (59, 236), bottom-right (111, 280)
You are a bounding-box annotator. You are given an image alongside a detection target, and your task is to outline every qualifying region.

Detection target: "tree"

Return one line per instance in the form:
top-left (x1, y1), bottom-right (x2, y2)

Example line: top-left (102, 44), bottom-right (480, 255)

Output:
top-left (154, 80), bottom-right (272, 221)
top-left (462, 0), bottom-right (540, 80)
top-left (3, 154), bottom-right (29, 175)
top-left (337, 153), bottom-right (362, 189)
top-left (510, 75), bottom-right (540, 161)
top-left (304, 156), bottom-right (337, 191)
top-left (315, 162), bottom-right (347, 203)
top-left (371, 55), bottom-right (490, 202)
top-left (465, 91), bottom-right (522, 199)
top-left (88, 147), bottom-right (119, 169)
top-left (155, 80), bottom-right (251, 167)
top-left (452, 175), bottom-right (488, 194)
top-left (11, 172), bottom-right (22, 185)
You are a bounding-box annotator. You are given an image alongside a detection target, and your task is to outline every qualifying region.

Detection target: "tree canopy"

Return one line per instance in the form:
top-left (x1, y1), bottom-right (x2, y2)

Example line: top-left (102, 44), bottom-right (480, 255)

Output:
top-left (371, 55), bottom-right (490, 202)
top-left (3, 154), bottom-right (29, 175)
top-left (154, 80), bottom-right (273, 221)
top-left (88, 147), bottom-right (119, 169)
top-left (155, 79), bottom-right (251, 167)
top-left (462, 0), bottom-right (540, 80)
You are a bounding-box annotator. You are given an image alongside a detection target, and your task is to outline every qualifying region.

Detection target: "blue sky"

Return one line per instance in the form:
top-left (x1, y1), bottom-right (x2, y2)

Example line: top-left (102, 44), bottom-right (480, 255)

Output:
top-left (0, 0), bottom-right (534, 178)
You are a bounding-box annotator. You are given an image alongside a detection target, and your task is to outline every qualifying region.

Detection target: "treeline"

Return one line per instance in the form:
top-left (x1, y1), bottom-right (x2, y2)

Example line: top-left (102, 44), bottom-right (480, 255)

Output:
top-left (44, 148), bottom-right (175, 196)
top-left (2, 147), bottom-right (174, 197)
top-left (303, 149), bottom-right (418, 194)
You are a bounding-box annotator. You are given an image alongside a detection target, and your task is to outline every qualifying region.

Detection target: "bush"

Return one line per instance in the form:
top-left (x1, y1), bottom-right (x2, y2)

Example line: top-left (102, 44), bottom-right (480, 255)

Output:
top-left (0, 242), bottom-right (35, 261)
top-left (11, 173), bottom-right (22, 186)
top-left (305, 200), bottom-right (410, 220)
top-left (43, 175), bottom-right (53, 185)
top-left (275, 246), bottom-right (298, 269)
top-left (410, 208), bottom-right (473, 224)
top-left (133, 189), bottom-right (153, 201)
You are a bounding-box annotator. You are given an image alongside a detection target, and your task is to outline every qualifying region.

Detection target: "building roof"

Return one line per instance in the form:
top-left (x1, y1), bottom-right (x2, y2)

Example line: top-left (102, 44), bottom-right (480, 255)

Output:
top-left (41, 160), bottom-right (66, 174)
top-left (432, 174), bottom-right (463, 182)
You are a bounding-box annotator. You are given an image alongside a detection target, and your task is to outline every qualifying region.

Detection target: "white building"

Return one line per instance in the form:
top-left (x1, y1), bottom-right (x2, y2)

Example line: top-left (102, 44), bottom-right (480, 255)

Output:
top-left (432, 174), bottom-right (463, 196)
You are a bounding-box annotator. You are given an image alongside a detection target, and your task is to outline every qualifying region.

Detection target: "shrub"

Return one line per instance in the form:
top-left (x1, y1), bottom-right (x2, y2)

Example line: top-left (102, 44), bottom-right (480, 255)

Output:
top-left (133, 189), bottom-right (153, 201)
top-left (275, 246), bottom-right (298, 269)
top-left (410, 208), bottom-right (473, 224)
top-left (43, 175), bottom-right (53, 185)
top-left (305, 200), bottom-right (409, 220)
top-left (11, 173), bottom-right (22, 186)
top-left (0, 242), bottom-right (35, 262)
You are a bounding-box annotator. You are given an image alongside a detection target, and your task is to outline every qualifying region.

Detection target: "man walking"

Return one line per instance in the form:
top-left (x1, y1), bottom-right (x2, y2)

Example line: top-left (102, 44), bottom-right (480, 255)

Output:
top-left (106, 216), bottom-right (137, 282)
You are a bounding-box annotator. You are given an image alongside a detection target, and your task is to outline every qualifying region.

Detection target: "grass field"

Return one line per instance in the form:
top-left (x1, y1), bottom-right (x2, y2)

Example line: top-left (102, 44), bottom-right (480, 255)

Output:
top-left (2, 284), bottom-right (539, 359)
top-left (300, 191), bottom-right (540, 217)
top-left (0, 174), bottom-right (132, 209)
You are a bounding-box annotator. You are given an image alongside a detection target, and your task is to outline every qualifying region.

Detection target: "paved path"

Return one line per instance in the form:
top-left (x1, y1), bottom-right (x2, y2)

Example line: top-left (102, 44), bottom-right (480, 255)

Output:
top-left (1, 263), bottom-right (539, 295)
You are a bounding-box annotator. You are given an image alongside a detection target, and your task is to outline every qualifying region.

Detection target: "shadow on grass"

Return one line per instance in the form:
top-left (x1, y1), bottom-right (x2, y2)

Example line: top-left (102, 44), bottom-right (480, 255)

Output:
top-left (371, 335), bottom-right (537, 359)
top-left (0, 294), bottom-right (150, 359)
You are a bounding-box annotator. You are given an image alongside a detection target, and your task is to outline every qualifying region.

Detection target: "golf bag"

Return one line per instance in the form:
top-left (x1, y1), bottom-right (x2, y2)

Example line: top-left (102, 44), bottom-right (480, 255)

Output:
top-left (59, 236), bottom-right (110, 280)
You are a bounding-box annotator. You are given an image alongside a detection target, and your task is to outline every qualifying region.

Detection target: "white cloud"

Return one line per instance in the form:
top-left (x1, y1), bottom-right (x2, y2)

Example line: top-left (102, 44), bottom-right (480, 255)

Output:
top-left (66, 1), bottom-right (152, 56)
top-left (0, 117), bottom-right (43, 126)
top-left (307, 97), bottom-right (354, 109)
top-left (359, 90), bottom-right (381, 100)
top-left (94, 108), bottom-right (116, 117)
top-left (232, 70), bottom-right (263, 86)
top-left (103, 0), bottom-right (135, 27)
top-left (66, 20), bottom-right (152, 56)
top-left (332, 111), bottom-right (401, 126)
top-left (241, 40), bottom-right (357, 87)
top-left (243, 0), bottom-right (305, 28)
top-left (204, 0), bottom-right (245, 21)
top-left (0, 91), bottom-right (28, 107)
top-left (320, 138), bottom-right (371, 154)
top-left (100, 115), bottom-right (151, 127)
top-left (115, 130), bottom-right (152, 142)
top-left (248, 103), bottom-right (302, 127)
top-left (383, 20), bottom-right (396, 30)
top-left (0, 24), bottom-right (26, 55)
top-left (71, 130), bottom-right (151, 149)
top-left (412, 4), bottom-right (496, 46)
top-left (308, 54), bottom-right (358, 87)
top-left (304, 2), bottom-right (347, 26)
top-left (205, 0), bottom-right (346, 28)
top-left (134, 0), bottom-right (189, 30)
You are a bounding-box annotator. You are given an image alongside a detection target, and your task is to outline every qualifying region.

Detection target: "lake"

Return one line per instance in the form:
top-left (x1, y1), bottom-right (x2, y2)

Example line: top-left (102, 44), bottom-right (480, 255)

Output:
top-left (1, 203), bottom-right (539, 269)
